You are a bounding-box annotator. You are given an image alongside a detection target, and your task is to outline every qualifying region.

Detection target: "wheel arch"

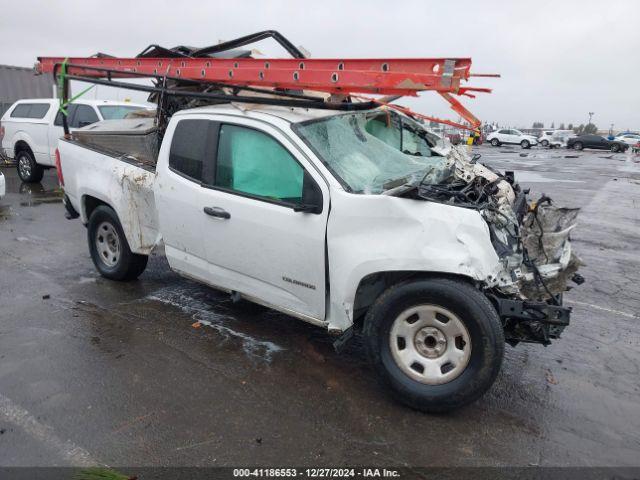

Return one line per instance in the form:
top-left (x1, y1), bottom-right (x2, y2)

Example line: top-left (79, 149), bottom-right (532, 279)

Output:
top-left (82, 194), bottom-right (113, 224)
top-left (14, 139), bottom-right (34, 157)
top-left (351, 270), bottom-right (478, 328)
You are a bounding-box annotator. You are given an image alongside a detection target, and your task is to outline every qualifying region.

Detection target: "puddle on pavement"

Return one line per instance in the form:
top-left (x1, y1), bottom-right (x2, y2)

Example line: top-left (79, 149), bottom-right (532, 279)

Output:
top-left (145, 284), bottom-right (284, 362)
top-left (18, 182), bottom-right (63, 207)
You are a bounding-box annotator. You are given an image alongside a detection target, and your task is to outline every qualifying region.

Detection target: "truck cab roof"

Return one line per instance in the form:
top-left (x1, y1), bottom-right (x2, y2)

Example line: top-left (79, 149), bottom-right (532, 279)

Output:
top-left (9, 98), bottom-right (151, 108)
top-left (173, 103), bottom-right (347, 125)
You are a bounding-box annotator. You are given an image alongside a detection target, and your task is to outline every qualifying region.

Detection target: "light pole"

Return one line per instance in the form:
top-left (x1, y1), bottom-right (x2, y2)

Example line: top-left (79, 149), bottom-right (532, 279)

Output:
top-left (588, 112), bottom-right (594, 125)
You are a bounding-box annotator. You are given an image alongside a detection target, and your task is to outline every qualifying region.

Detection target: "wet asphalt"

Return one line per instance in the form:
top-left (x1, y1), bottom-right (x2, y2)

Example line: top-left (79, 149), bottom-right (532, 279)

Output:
top-left (0, 145), bottom-right (639, 468)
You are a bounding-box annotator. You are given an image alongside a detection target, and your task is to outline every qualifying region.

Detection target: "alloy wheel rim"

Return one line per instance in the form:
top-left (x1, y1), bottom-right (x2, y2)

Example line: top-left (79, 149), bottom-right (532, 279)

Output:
top-left (389, 304), bottom-right (471, 385)
top-left (18, 156), bottom-right (31, 178)
top-left (95, 221), bottom-right (120, 267)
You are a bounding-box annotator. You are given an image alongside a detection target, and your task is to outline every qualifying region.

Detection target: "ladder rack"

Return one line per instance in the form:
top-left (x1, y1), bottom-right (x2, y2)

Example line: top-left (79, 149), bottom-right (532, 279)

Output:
top-left (35, 31), bottom-right (498, 132)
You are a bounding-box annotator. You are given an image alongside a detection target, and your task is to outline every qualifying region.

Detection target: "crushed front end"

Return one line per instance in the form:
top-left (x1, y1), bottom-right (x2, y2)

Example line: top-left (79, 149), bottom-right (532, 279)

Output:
top-left (408, 146), bottom-right (584, 346)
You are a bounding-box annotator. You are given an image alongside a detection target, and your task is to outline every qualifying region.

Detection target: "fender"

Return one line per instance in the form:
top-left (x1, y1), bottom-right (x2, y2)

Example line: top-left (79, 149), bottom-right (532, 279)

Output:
top-left (325, 189), bottom-right (502, 332)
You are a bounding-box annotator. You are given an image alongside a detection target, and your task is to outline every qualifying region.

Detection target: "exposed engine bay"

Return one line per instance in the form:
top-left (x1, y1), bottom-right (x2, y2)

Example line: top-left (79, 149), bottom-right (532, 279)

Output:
top-left (399, 145), bottom-right (584, 346)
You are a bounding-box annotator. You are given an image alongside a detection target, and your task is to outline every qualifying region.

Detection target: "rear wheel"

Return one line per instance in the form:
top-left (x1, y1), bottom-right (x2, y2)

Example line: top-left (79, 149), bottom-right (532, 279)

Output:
top-left (573, 142), bottom-right (583, 150)
top-left (490, 138), bottom-right (500, 147)
top-left (16, 150), bottom-right (44, 183)
top-left (363, 278), bottom-right (504, 412)
top-left (541, 140), bottom-right (549, 147)
top-left (87, 205), bottom-right (148, 281)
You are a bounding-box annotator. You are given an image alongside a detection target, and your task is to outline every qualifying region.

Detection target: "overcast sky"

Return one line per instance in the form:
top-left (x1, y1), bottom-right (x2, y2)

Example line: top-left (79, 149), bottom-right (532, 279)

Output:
top-left (1, 0), bottom-right (638, 130)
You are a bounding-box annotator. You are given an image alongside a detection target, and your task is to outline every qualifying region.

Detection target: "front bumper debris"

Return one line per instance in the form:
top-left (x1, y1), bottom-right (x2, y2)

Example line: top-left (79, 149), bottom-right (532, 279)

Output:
top-left (490, 295), bottom-right (571, 346)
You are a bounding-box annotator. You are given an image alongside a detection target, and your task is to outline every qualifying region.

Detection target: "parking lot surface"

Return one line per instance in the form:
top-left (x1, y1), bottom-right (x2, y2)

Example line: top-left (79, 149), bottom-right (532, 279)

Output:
top-left (1, 146), bottom-right (639, 467)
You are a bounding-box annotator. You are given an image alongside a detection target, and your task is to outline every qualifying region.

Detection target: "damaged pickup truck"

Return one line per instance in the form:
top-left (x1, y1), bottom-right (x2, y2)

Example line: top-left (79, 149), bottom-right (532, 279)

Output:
top-left (57, 104), bottom-right (582, 411)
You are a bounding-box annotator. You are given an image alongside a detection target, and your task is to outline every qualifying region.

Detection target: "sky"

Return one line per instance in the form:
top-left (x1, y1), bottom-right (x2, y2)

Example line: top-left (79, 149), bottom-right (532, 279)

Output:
top-left (1, 0), bottom-right (638, 130)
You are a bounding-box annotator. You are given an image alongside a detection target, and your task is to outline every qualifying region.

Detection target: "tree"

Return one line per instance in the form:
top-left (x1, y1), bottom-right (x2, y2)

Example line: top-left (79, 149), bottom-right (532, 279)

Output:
top-left (567, 123), bottom-right (573, 130)
top-left (559, 123), bottom-right (565, 130)
top-left (575, 124), bottom-right (585, 134)
top-left (551, 122), bottom-right (555, 129)
top-left (532, 121), bottom-right (544, 128)
top-left (584, 123), bottom-right (598, 134)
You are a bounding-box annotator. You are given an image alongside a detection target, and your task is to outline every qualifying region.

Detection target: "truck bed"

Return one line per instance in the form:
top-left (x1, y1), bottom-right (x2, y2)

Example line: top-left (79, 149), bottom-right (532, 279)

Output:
top-left (60, 137), bottom-right (161, 254)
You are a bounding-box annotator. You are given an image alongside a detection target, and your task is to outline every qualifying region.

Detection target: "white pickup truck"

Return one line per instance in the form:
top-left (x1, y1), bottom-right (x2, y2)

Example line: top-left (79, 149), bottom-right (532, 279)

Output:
top-left (57, 104), bottom-right (581, 412)
top-left (1, 98), bottom-right (149, 182)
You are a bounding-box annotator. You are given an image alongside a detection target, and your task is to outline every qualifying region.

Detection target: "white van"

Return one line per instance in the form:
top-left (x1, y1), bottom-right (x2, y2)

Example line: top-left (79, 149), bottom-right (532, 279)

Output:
top-left (0, 99), bottom-right (150, 182)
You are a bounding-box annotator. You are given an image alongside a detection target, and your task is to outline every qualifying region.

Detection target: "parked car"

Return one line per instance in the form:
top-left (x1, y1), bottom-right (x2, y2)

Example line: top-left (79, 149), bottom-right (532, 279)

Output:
top-left (537, 130), bottom-right (556, 147)
top-left (566, 134), bottom-right (629, 152)
top-left (0, 99), bottom-right (150, 183)
top-left (57, 104), bottom-right (580, 412)
top-left (614, 133), bottom-right (640, 146)
top-left (486, 129), bottom-right (538, 148)
top-left (0, 169), bottom-right (5, 199)
top-left (548, 130), bottom-right (576, 148)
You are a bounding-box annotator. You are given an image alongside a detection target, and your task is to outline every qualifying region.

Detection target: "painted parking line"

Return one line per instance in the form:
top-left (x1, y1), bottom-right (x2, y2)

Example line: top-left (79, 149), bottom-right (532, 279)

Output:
top-left (565, 299), bottom-right (638, 319)
top-left (0, 393), bottom-right (98, 467)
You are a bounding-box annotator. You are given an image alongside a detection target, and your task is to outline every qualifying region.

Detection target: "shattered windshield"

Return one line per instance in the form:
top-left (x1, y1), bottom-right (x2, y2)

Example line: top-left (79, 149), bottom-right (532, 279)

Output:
top-left (293, 111), bottom-right (449, 193)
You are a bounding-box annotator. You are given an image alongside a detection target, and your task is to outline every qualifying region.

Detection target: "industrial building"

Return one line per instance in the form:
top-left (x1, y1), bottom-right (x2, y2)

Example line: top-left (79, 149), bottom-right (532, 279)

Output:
top-left (0, 64), bottom-right (53, 117)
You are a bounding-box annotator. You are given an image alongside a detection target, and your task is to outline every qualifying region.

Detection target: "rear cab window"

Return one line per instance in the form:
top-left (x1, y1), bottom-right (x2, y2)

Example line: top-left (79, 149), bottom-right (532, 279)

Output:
top-left (168, 119), bottom-right (217, 182)
top-left (10, 103), bottom-right (51, 119)
top-left (71, 105), bottom-right (99, 128)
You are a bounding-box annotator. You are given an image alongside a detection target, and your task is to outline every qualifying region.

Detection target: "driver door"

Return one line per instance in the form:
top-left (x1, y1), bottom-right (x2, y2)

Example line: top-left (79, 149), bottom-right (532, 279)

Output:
top-left (156, 116), bottom-right (330, 322)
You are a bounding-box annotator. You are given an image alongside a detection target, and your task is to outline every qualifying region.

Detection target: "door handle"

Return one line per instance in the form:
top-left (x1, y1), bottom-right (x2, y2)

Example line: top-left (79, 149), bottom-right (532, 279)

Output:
top-left (203, 206), bottom-right (231, 219)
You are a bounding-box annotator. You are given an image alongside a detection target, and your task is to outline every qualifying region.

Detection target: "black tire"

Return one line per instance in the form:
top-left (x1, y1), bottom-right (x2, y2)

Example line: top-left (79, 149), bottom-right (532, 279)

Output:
top-left (610, 144), bottom-right (620, 153)
top-left (521, 140), bottom-right (531, 149)
top-left (573, 142), bottom-right (583, 151)
top-left (490, 138), bottom-right (500, 147)
top-left (87, 205), bottom-right (148, 281)
top-left (16, 149), bottom-right (44, 183)
top-left (363, 277), bottom-right (504, 413)
top-left (541, 140), bottom-right (549, 147)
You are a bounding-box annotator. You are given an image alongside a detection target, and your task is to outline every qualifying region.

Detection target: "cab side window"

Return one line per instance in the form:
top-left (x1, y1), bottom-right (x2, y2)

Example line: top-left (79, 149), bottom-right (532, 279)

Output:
top-left (215, 124), bottom-right (304, 204)
top-left (70, 105), bottom-right (99, 128)
top-left (54, 105), bottom-right (78, 126)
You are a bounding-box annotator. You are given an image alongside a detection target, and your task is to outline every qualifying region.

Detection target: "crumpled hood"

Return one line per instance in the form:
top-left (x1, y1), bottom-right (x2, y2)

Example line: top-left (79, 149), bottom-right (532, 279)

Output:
top-left (411, 145), bottom-right (583, 301)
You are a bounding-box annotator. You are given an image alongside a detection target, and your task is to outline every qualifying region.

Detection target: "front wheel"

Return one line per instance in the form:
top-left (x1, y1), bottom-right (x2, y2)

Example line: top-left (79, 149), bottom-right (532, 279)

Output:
top-left (490, 138), bottom-right (500, 147)
top-left (16, 150), bottom-right (44, 183)
top-left (541, 140), bottom-right (549, 147)
top-left (611, 144), bottom-right (621, 153)
top-left (573, 142), bottom-right (583, 150)
top-left (363, 278), bottom-right (504, 413)
top-left (521, 140), bottom-right (531, 149)
top-left (87, 205), bottom-right (148, 281)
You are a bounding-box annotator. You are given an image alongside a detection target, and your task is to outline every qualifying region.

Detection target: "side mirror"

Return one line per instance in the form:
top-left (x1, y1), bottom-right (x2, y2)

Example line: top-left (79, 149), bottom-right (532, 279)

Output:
top-left (294, 170), bottom-right (323, 214)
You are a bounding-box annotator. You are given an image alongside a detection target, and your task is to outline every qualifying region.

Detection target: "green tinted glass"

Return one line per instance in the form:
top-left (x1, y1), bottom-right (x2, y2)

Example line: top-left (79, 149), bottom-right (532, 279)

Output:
top-left (216, 125), bottom-right (303, 203)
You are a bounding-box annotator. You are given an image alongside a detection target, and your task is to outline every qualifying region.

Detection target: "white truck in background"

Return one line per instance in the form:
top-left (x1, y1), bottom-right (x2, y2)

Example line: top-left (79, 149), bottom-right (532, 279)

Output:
top-left (56, 104), bottom-right (581, 412)
top-left (0, 98), bottom-right (149, 182)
